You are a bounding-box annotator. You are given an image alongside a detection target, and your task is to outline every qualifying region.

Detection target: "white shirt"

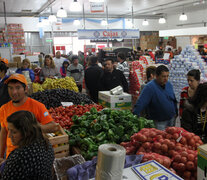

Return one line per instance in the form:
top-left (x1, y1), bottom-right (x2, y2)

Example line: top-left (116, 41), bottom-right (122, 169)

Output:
top-left (53, 57), bottom-right (66, 71)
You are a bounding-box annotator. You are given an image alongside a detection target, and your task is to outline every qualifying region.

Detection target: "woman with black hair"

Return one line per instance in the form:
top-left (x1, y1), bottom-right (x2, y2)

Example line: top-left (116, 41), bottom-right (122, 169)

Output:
top-left (0, 110), bottom-right (54, 179)
top-left (0, 61), bottom-right (10, 107)
top-left (179, 69), bottom-right (200, 117)
top-left (181, 83), bottom-right (207, 143)
top-left (60, 60), bottom-right (70, 77)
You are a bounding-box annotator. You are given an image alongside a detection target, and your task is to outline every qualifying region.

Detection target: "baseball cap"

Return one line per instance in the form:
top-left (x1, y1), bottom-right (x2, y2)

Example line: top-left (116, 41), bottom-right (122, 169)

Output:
top-left (5, 73), bottom-right (28, 85)
top-left (1, 58), bottom-right (9, 65)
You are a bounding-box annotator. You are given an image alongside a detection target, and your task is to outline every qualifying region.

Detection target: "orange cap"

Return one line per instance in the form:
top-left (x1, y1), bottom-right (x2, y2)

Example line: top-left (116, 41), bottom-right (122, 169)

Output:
top-left (5, 73), bottom-right (28, 85)
top-left (1, 58), bottom-right (9, 65)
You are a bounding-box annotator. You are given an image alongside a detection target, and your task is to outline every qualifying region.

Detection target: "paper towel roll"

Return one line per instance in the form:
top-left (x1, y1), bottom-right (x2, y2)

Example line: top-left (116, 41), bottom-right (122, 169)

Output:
top-left (95, 144), bottom-right (126, 180)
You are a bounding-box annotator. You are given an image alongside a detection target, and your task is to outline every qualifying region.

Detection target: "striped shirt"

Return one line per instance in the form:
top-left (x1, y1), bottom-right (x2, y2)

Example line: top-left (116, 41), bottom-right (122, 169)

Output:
top-left (117, 61), bottom-right (130, 85)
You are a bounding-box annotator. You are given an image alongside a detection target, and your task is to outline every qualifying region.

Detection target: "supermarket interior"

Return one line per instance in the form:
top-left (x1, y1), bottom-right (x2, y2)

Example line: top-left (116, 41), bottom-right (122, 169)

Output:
top-left (0, 0), bottom-right (207, 180)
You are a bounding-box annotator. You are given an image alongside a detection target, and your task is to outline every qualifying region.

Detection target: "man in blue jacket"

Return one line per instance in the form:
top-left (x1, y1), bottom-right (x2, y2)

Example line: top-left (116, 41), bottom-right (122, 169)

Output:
top-left (133, 65), bottom-right (177, 130)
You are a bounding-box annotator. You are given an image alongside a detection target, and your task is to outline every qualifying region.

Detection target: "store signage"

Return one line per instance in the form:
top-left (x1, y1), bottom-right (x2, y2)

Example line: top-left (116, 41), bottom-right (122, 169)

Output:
top-left (78, 29), bottom-right (139, 39)
top-left (90, 2), bottom-right (104, 13)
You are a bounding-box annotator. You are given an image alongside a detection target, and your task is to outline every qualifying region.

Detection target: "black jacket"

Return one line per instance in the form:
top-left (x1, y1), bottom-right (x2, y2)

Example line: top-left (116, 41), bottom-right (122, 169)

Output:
top-left (101, 69), bottom-right (128, 92)
top-left (0, 75), bottom-right (10, 107)
top-left (85, 64), bottom-right (103, 92)
top-left (181, 103), bottom-right (207, 143)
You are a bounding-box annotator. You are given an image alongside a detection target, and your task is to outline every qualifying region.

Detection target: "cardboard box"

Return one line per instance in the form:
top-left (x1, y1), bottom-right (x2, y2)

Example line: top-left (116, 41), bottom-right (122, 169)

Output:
top-left (13, 56), bottom-right (21, 64)
top-left (8, 62), bottom-right (17, 68)
top-left (98, 91), bottom-right (132, 110)
top-left (198, 144), bottom-right (207, 180)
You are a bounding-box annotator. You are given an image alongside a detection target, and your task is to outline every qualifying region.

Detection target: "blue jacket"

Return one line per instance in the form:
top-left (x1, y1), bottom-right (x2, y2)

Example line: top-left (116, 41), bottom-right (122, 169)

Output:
top-left (16, 68), bottom-right (35, 82)
top-left (133, 80), bottom-right (177, 121)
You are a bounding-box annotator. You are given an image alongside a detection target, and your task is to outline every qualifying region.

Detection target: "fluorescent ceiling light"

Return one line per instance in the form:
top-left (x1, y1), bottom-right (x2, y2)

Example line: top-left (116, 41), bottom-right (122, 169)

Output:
top-left (73, 19), bottom-right (80, 26)
top-left (70, 0), bottom-right (82, 12)
top-left (101, 19), bottom-right (108, 26)
top-left (57, 7), bottom-right (67, 18)
top-left (179, 13), bottom-right (187, 21)
top-left (142, 19), bottom-right (149, 26)
top-left (48, 14), bottom-right (57, 23)
top-left (159, 17), bottom-right (166, 24)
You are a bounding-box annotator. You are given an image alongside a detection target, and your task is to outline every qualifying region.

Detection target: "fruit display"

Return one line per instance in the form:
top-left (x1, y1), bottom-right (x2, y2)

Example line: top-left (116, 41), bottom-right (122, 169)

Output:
top-left (120, 127), bottom-right (203, 180)
top-left (68, 108), bottom-right (155, 160)
top-left (32, 77), bottom-right (78, 93)
top-left (30, 89), bottom-right (93, 109)
top-left (48, 104), bottom-right (103, 130)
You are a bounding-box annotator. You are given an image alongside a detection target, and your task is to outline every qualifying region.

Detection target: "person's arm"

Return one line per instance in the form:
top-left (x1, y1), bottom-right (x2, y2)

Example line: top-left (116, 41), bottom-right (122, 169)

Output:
top-left (29, 69), bottom-right (35, 82)
top-left (40, 121), bottom-right (59, 133)
top-left (0, 126), bottom-right (7, 158)
top-left (15, 68), bottom-right (21, 74)
top-left (133, 85), bottom-right (153, 116)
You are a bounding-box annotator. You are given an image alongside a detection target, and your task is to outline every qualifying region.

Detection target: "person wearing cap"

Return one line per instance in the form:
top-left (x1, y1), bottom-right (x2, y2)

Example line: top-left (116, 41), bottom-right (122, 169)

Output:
top-left (0, 73), bottom-right (59, 160)
top-left (15, 59), bottom-right (35, 82)
top-left (0, 61), bottom-right (11, 107)
top-left (67, 55), bottom-right (84, 92)
top-left (39, 55), bottom-right (60, 81)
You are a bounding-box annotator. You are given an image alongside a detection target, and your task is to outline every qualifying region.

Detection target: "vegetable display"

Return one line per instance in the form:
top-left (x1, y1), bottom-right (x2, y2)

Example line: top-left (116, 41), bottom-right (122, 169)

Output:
top-left (48, 104), bottom-right (103, 129)
top-left (30, 89), bottom-right (93, 109)
top-left (32, 77), bottom-right (79, 93)
top-left (68, 108), bottom-right (155, 160)
top-left (120, 127), bottom-right (203, 180)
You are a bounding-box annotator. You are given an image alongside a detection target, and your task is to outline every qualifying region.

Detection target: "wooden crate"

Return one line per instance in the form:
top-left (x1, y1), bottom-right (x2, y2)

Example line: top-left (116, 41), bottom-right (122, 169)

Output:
top-left (47, 126), bottom-right (69, 158)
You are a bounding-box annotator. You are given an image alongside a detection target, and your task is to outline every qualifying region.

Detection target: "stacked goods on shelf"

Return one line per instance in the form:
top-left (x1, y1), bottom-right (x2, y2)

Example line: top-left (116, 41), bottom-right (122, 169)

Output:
top-left (1, 24), bottom-right (25, 54)
top-left (129, 56), bottom-right (154, 105)
top-left (169, 45), bottom-right (207, 101)
top-left (68, 108), bottom-right (155, 160)
top-left (48, 104), bottom-right (103, 130)
top-left (140, 32), bottom-right (159, 50)
top-left (30, 89), bottom-right (93, 109)
top-left (32, 77), bottom-right (79, 93)
top-left (120, 127), bottom-right (203, 180)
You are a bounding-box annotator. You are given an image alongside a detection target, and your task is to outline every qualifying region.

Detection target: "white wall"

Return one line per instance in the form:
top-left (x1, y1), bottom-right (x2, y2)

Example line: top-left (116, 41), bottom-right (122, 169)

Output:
top-left (176, 36), bottom-right (191, 49)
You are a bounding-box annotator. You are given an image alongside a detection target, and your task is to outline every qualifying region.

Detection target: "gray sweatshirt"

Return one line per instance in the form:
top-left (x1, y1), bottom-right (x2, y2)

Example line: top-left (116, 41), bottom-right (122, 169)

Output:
top-left (40, 66), bottom-right (60, 80)
top-left (67, 64), bottom-right (84, 83)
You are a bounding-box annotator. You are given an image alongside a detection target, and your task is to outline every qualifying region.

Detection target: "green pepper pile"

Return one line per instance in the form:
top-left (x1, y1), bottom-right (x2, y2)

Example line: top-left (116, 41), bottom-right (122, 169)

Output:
top-left (67, 107), bottom-right (155, 160)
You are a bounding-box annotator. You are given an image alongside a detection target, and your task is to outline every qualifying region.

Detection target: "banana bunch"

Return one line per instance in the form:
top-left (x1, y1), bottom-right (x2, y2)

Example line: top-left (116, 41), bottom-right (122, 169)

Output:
top-left (32, 83), bottom-right (44, 93)
top-left (33, 77), bottom-right (79, 93)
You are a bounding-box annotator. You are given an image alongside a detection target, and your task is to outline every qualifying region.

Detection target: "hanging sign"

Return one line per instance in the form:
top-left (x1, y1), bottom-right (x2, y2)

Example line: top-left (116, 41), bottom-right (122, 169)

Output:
top-left (78, 29), bottom-right (140, 39)
top-left (90, 2), bottom-right (104, 13)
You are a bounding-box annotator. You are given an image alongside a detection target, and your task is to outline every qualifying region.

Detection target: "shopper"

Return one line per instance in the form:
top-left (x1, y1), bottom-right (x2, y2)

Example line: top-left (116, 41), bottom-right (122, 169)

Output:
top-left (181, 83), bottom-right (207, 143)
top-left (0, 110), bottom-right (54, 179)
top-left (101, 59), bottom-right (128, 92)
top-left (15, 58), bottom-right (35, 82)
top-left (179, 69), bottom-right (200, 117)
top-left (0, 73), bottom-right (59, 159)
top-left (0, 62), bottom-right (10, 107)
top-left (0, 58), bottom-right (13, 76)
top-left (53, 51), bottom-right (65, 71)
top-left (85, 56), bottom-right (104, 103)
top-left (67, 55), bottom-right (84, 92)
top-left (117, 52), bottom-right (130, 85)
top-left (140, 66), bottom-right (156, 91)
top-left (133, 65), bottom-right (177, 130)
top-left (40, 55), bottom-right (60, 81)
top-left (148, 49), bottom-right (155, 61)
top-left (78, 51), bottom-right (85, 67)
top-left (60, 60), bottom-right (70, 77)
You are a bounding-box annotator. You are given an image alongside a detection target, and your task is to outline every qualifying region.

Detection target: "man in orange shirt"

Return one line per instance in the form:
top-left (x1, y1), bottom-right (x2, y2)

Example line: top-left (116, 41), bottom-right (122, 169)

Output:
top-left (0, 73), bottom-right (59, 159)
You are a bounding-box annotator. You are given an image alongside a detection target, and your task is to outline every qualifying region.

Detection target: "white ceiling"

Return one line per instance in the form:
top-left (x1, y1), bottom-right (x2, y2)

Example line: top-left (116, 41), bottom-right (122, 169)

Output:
top-left (0, 0), bottom-right (206, 19)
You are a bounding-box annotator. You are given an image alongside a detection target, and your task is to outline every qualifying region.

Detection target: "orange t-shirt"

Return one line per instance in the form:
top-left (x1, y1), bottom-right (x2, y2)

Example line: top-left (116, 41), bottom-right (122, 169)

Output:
top-left (0, 97), bottom-right (53, 158)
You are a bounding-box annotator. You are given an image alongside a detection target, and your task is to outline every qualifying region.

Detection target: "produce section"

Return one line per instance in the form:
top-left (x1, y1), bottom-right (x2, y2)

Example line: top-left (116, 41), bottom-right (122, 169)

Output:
top-left (67, 107), bottom-right (155, 160)
top-left (120, 127), bottom-right (203, 180)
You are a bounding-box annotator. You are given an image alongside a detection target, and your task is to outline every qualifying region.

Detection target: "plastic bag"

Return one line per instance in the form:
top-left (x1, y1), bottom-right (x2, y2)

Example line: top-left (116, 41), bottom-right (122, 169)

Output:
top-left (53, 154), bottom-right (85, 180)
